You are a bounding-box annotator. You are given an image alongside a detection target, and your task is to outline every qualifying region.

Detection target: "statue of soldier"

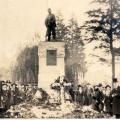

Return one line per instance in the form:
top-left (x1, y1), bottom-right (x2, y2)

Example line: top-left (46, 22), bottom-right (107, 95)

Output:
top-left (45, 8), bottom-right (56, 41)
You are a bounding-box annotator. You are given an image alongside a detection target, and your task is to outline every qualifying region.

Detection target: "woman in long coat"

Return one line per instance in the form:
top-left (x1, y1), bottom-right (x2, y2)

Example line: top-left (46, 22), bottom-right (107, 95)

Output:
top-left (10, 84), bottom-right (16, 105)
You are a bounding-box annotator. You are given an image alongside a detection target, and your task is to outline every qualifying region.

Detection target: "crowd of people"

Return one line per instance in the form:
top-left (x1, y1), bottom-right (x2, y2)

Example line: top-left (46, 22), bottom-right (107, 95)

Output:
top-left (51, 76), bottom-right (120, 118)
top-left (0, 79), bottom-right (120, 118)
top-left (63, 81), bottom-right (120, 118)
top-left (0, 80), bottom-right (37, 112)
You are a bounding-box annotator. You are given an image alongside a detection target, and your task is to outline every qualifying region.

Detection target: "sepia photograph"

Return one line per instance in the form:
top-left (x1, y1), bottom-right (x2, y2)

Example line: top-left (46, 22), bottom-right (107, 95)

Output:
top-left (0, 0), bottom-right (120, 119)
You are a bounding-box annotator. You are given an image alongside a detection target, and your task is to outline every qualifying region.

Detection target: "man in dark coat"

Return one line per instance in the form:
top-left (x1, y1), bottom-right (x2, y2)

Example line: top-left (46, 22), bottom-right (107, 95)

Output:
top-left (96, 84), bottom-right (104, 112)
top-left (111, 85), bottom-right (120, 118)
top-left (76, 85), bottom-right (84, 106)
top-left (92, 87), bottom-right (99, 111)
top-left (45, 8), bottom-right (56, 41)
top-left (0, 81), bottom-right (3, 108)
top-left (6, 84), bottom-right (11, 109)
top-left (92, 86), bottom-right (104, 112)
top-left (69, 85), bottom-right (75, 102)
top-left (83, 86), bottom-right (89, 106)
top-left (87, 87), bottom-right (94, 105)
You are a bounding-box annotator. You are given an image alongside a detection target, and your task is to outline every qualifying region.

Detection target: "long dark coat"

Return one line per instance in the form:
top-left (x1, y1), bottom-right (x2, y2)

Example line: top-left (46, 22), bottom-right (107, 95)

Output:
top-left (1, 90), bottom-right (9, 110)
top-left (104, 95), bottom-right (112, 113)
top-left (76, 91), bottom-right (84, 105)
top-left (111, 87), bottom-right (120, 115)
top-left (92, 89), bottom-right (104, 112)
top-left (112, 96), bottom-right (120, 115)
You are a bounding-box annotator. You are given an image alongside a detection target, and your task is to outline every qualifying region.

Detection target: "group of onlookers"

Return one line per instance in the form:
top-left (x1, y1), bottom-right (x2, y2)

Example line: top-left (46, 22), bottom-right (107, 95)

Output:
top-left (0, 80), bottom-right (37, 111)
top-left (1, 79), bottom-right (120, 118)
top-left (51, 76), bottom-right (120, 118)
top-left (66, 82), bottom-right (120, 118)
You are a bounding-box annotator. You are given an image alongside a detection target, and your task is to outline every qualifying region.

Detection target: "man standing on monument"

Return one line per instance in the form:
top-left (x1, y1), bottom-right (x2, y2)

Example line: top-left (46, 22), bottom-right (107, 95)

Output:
top-left (45, 8), bottom-right (56, 41)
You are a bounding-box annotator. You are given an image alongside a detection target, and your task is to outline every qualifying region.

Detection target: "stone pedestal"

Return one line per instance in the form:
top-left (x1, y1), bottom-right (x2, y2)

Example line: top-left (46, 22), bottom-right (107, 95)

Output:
top-left (38, 41), bottom-right (65, 95)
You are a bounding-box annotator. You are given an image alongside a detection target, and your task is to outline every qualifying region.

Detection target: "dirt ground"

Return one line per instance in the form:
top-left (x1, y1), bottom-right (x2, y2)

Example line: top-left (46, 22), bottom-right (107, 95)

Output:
top-left (0, 101), bottom-right (115, 118)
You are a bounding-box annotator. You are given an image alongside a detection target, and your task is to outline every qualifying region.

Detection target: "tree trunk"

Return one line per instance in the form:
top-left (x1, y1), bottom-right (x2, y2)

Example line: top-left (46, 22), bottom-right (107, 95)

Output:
top-left (110, 41), bottom-right (115, 89)
top-left (110, 0), bottom-right (115, 89)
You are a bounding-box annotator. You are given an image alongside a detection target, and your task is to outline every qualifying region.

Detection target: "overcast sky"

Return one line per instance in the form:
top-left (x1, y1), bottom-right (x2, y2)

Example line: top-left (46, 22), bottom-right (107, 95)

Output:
top-left (0, 0), bottom-right (91, 68)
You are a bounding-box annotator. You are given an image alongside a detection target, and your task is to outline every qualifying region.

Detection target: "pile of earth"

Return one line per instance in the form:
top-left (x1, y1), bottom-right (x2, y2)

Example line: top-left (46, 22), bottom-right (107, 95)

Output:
top-left (1, 102), bottom-right (36, 118)
top-left (1, 102), bottom-right (115, 118)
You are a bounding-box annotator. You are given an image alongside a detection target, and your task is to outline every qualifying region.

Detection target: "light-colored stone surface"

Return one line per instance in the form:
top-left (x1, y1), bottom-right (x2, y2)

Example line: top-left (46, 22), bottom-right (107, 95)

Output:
top-left (38, 41), bottom-right (65, 95)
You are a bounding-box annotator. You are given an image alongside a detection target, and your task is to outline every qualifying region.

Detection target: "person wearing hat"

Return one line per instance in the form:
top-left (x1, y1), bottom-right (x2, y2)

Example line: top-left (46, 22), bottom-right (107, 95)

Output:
top-left (14, 84), bottom-right (20, 105)
top-left (0, 81), bottom-right (3, 108)
top-left (111, 78), bottom-right (120, 118)
top-left (26, 85), bottom-right (33, 101)
top-left (82, 85), bottom-right (89, 106)
top-left (98, 84), bottom-right (104, 113)
top-left (5, 83), bottom-right (11, 109)
top-left (45, 8), bottom-right (56, 41)
top-left (19, 85), bottom-right (26, 102)
top-left (92, 87), bottom-right (99, 111)
top-left (104, 85), bottom-right (113, 116)
top-left (76, 85), bottom-right (84, 106)
top-left (92, 85), bottom-right (104, 112)
top-left (1, 83), bottom-right (9, 110)
top-left (88, 87), bottom-right (94, 105)
top-left (10, 83), bottom-right (19, 106)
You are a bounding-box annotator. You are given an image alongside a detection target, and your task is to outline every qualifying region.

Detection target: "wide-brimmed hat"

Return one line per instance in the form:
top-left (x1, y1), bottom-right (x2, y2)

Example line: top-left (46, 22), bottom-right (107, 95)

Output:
top-left (78, 85), bottom-right (83, 88)
top-left (113, 78), bottom-right (118, 83)
top-left (97, 83), bottom-right (102, 87)
top-left (105, 85), bottom-right (111, 89)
